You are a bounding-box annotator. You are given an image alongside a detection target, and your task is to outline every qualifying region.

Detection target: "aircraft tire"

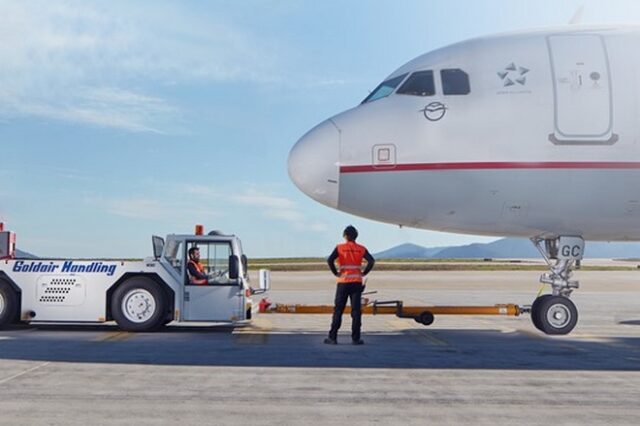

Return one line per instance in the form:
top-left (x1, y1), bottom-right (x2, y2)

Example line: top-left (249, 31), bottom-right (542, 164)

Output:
top-left (0, 281), bottom-right (18, 328)
top-left (535, 295), bottom-right (578, 335)
top-left (530, 294), bottom-right (552, 331)
top-left (112, 277), bottom-right (167, 332)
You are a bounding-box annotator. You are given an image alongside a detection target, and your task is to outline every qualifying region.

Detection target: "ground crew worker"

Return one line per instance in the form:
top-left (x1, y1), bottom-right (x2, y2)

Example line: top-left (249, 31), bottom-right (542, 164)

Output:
top-left (187, 247), bottom-right (209, 285)
top-left (324, 225), bottom-right (375, 345)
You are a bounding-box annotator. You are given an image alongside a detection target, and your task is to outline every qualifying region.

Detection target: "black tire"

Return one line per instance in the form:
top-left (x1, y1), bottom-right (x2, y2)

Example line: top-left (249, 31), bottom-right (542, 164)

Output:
top-left (530, 294), bottom-right (553, 331)
top-left (111, 277), bottom-right (167, 332)
top-left (417, 311), bottom-right (434, 326)
top-left (0, 281), bottom-right (19, 328)
top-left (535, 295), bottom-right (578, 335)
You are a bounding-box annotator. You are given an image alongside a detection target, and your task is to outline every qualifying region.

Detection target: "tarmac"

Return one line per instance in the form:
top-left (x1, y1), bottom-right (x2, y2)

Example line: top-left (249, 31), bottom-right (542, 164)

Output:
top-left (1, 268), bottom-right (640, 425)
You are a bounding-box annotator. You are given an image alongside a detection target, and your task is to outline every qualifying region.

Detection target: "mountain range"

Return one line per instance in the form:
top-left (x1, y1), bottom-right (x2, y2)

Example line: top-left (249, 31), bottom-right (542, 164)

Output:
top-left (374, 238), bottom-right (640, 259)
top-left (15, 239), bottom-right (640, 260)
top-left (16, 249), bottom-right (38, 259)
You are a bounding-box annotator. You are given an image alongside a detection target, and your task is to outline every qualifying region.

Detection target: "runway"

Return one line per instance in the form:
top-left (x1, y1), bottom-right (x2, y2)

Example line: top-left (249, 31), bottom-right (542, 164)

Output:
top-left (1, 269), bottom-right (640, 425)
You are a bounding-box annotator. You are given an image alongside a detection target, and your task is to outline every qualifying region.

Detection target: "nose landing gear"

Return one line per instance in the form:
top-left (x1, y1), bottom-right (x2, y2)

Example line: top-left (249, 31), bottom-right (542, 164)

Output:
top-left (530, 236), bottom-right (583, 335)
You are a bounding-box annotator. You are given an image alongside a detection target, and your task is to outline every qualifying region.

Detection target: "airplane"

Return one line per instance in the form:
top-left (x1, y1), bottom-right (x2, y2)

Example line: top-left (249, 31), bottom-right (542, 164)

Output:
top-left (287, 24), bottom-right (640, 335)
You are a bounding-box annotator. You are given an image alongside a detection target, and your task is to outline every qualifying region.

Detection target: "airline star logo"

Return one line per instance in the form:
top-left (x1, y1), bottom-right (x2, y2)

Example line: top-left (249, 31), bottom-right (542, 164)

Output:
top-left (497, 63), bottom-right (530, 87)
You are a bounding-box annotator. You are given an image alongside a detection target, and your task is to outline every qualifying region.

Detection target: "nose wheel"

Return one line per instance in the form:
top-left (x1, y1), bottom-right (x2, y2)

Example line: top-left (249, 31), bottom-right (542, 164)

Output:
top-left (530, 295), bottom-right (578, 335)
top-left (529, 236), bottom-right (584, 335)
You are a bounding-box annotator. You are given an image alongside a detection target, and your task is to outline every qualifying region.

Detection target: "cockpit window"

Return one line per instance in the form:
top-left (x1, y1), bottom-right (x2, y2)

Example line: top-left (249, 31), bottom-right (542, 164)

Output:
top-left (441, 69), bottom-right (470, 95)
top-left (397, 70), bottom-right (435, 96)
top-left (362, 73), bottom-right (408, 104)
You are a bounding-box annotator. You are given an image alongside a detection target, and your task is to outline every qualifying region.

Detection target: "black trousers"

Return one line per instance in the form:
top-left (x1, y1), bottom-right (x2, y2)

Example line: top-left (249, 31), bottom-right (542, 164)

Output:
top-left (328, 283), bottom-right (364, 341)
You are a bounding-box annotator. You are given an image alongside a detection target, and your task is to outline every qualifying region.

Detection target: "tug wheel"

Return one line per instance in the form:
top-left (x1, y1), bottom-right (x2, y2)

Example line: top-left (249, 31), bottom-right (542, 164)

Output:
top-left (0, 281), bottom-right (18, 328)
top-left (112, 277), bottom-right (167, 332)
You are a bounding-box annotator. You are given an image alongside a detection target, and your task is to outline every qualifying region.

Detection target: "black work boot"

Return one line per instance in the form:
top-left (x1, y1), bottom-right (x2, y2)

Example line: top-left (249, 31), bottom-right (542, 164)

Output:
top-left (324, 337), bottom-right (337, 345)
top-left (352, 339), bottom-right (364, 345)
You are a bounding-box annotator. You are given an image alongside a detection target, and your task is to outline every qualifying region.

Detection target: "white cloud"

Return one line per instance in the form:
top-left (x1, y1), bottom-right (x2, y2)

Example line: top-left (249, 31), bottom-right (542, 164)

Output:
top-left (102, 183), bottom-right (328, 233)
top-left (233, 190), bottom-right (297, 210)
top-left (85, 194), bottom-right (220, 225)
top-left (232, 188), bottom-right (327, 233)
top-left (265, 209), bottom-right (305, 222)
top-left (90, 197), bottom-right (165, 220)
top-left (14, 89), bottom-right (174, 133)
top-left (0, 1), bottom-right (281, 132)
top-left (184, 185), bottom-right (222, 198)
top-left (308, 222), bottom-right (329, 232)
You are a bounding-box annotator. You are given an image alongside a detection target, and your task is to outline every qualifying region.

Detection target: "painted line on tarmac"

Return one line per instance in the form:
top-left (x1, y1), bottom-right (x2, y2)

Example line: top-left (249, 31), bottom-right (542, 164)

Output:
top-left (590, 338), bottom-right (640, 351)
top-left (232, 318), bottom-right (272, 345)
top-left (516, 328), bottom-right (587, 353)
top-left (386, 318), bottom-right (415, 331)
top-left (568, 334), bottom-right (617, 344)
top-left (519, 328), bottom-right (640, 353)
top-left (92, 331), bottom-right (135, 342)
top-left (0, 362), bottom-right (50, 385)
top-left (234, 317), bottom-right (273, 332)
top-left (516, 328), bottom-right (550, 340)
top-left (516, 329), bottom-right (640, 352)
top-left (386, 318), bottom-right (451, 347)
top-left (415, 330), bottom-right (451, 347)
top-left (232, 334), bottom-right (269, 345)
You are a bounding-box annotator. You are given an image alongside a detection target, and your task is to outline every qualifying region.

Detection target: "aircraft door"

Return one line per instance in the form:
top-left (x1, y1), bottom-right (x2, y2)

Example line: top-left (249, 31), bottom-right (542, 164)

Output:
top-left (547, 34), bottom-right (617, 144)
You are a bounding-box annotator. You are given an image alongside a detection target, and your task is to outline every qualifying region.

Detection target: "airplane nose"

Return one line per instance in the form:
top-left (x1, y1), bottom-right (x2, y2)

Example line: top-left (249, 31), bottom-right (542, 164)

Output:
top-left (288, 119), bottom-right (340, 208)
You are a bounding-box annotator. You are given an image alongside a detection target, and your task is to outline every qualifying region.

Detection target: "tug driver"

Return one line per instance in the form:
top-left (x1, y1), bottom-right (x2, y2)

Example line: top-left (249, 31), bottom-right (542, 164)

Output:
top-left (187, 247), bottom-right (209, 285)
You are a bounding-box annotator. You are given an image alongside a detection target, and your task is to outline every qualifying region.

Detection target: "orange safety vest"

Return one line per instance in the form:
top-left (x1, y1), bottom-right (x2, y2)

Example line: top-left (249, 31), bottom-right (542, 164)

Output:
top-left (336, 241), bottom-right (367, 284)
top-left (188, 260), bottom-right (207, 285)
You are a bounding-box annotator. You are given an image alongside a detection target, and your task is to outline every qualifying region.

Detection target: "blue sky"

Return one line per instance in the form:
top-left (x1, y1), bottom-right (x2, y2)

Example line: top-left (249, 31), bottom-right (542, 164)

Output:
top-left (1, 0), bottom-right (640, 258)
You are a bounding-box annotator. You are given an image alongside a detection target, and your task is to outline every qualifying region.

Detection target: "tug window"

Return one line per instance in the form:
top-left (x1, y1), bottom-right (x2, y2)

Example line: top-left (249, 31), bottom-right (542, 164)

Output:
top-left (397, 70), bottom-right (435, 96)
top-left (163, 239), bottom-right (183, 274)
top-left (441, 69), bottom-right (470, 95)
top-left (362, 73), bottom-right (408, 103)
top-left (186, 241), bottom-right (233, 285)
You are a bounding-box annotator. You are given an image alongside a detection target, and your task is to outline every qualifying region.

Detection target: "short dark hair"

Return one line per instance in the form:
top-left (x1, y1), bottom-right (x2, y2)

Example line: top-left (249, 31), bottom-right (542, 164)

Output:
top-left (343, 225), bottom-right (358, 241)
top-left (188, 247), bottom-right (200, 257)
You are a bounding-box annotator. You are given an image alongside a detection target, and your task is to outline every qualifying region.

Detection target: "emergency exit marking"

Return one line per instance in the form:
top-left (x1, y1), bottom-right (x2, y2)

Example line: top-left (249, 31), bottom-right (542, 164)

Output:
top-left (378, 148), bottom-right (391, 162)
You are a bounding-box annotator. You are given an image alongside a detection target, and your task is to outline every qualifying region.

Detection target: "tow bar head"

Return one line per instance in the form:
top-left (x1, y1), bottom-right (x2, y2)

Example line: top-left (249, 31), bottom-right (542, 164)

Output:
top-left (258, 298), bottom-right (272, 313)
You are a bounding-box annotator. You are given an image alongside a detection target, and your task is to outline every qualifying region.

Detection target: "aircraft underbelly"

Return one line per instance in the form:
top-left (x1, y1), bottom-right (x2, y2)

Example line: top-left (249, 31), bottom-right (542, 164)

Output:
top-left (338, 169), bottom-right (640, 240)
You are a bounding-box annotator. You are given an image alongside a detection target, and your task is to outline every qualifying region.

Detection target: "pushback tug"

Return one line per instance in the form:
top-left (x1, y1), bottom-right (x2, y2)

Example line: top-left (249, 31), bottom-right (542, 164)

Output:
top-left (0, 224), bottom-right (270, 331)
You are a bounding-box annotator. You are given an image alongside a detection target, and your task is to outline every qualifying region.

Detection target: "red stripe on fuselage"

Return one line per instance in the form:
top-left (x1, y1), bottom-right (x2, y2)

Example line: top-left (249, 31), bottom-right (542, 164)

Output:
top-left (339, 162), bottom-right (640, 174)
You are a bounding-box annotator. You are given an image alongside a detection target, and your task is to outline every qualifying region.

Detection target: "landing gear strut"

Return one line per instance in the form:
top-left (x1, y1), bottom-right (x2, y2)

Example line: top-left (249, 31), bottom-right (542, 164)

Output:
top-left (529, 236), bottom-right (583, 335)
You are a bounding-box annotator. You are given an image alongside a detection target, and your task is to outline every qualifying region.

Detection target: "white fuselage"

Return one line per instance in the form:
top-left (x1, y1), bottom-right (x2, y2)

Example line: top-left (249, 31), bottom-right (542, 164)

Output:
top-left (288, 25), bottom-right (640, 241)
